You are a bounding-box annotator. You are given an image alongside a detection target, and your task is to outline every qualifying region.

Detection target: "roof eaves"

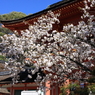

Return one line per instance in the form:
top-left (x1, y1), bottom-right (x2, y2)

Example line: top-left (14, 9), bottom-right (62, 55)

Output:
top-left (0, 0), bottom-right (79, 25)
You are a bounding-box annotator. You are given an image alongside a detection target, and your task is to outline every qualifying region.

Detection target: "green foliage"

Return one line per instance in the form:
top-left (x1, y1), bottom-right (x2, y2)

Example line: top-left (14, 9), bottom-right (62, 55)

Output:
top-left (88, 77), bottom-right (95, 83)
top-left (68, 83), bottom-right (80, 89)
top-left (0, 55), bottom-right (6, 61)
top-left (60, 86), bottom-right (68, 95)
top-left (0, 32), bottom-right (5, 36)
top-left (0, 11), bottom-right (26, 21)
top-left (60, 83), bottom-right (89, 95)
top-left (0, 11), bottom-right (27, 34)
top-left (88, 84), bottom-right (95, 93)
top-left (0, 27), bottom-right (12, 34)
top-left (74, 87), bottom-right (89, 95)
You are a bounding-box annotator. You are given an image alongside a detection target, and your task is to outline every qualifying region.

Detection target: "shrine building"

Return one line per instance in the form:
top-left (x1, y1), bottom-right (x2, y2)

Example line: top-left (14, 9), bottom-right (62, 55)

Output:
top-left (0, 0), bottom-right (94, 95)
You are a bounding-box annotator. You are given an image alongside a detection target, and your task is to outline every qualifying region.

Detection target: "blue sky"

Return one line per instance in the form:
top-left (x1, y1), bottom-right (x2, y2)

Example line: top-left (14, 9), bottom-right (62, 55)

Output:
top-left (0, 0), bottom-right (61, 15)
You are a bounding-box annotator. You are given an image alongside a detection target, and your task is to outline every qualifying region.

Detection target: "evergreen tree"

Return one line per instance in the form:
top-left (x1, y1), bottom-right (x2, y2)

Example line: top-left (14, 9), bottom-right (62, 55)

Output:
top-left (0, 11), bottom-right (27, 34)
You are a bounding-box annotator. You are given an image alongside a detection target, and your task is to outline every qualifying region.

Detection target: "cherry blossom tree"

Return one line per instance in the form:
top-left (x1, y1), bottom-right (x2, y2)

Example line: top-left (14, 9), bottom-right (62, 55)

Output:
top-left (0, 0), bottom-right (95, 89)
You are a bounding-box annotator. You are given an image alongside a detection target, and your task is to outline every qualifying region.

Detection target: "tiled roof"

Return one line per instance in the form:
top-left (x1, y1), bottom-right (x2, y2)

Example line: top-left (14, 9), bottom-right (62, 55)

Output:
top-left (0, 88), bottom-right (10, 94)
top-left (0, 0), bottom-right (79, 24)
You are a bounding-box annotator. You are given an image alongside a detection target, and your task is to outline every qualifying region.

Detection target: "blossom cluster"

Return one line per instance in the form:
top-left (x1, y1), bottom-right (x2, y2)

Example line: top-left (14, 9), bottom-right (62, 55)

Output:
top-left (0, 0), bottom-right (95, 88)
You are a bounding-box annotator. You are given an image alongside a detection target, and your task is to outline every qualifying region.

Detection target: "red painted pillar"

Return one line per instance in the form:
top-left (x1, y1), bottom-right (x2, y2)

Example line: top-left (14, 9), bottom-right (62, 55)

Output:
top-left (10, 85), bottom-right (14, 95)
top-left (45, 81), bottom-right (50, 95)
top-left (51, 84), bottom-right (59, 95)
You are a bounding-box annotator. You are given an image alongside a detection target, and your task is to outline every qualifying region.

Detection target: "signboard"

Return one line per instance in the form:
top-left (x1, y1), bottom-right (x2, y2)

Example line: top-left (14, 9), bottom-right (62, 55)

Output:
top-left (21, 90), bottom-right (44, 95)
top-left (80, 83), bottom-right (84, 88)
